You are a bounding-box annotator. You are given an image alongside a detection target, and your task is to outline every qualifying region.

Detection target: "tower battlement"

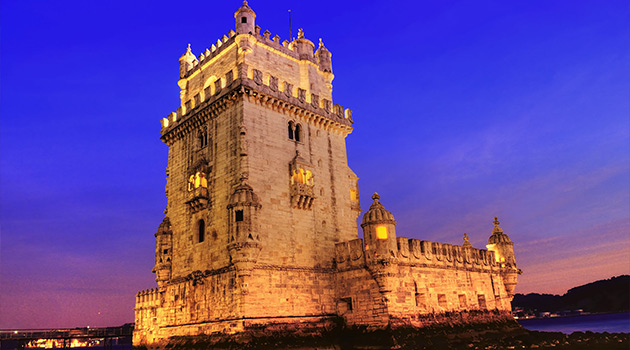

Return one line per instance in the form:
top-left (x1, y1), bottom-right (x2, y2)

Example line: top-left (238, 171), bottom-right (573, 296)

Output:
top-left (335, 237), bottom-right (499, 272)
top-left (160, 70), bottom-right (353, 143)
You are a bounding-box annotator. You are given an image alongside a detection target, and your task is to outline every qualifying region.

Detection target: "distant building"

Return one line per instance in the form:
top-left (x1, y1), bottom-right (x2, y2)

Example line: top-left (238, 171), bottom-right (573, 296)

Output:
top-left (134, 2), bottom-right (521, 347)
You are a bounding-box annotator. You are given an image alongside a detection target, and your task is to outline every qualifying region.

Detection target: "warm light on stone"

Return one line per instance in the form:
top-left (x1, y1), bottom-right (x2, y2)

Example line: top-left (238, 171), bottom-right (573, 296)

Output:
top-left (133, 3), bottom-right (519, 347)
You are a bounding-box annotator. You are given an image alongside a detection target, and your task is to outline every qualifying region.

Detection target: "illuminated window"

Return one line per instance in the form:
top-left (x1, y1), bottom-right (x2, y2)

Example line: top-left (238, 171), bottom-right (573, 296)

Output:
top-left (235, 210), bottom-right (244, 222)
top-left (376, 226), bottom-right (388, 240)
top-left (350, 189), bottom-right (358, 201)
top-left (188, 172), bottom-right (208, 191)
top-left (291, 168), bottom-right (313, 186)
top-left (198, 220), bottom-right (205, 243)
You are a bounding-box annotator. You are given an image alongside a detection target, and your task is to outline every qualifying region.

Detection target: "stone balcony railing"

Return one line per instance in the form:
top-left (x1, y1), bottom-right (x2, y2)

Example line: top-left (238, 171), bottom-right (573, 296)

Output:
top-left (186, 186), bottom-right (210, 212)
top-left (290, 183), bottom-right (314, 210)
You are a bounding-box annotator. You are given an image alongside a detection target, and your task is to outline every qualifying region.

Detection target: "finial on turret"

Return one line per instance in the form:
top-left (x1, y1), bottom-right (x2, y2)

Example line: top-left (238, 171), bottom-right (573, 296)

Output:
top-left (372, 192), bottom-right (380, 202)
top-left (492, 216), bottom-right (504, 234)
top-left (463, 233), bottom-right (472, 248)
top-left (298, 28), bottom-right (304, 39)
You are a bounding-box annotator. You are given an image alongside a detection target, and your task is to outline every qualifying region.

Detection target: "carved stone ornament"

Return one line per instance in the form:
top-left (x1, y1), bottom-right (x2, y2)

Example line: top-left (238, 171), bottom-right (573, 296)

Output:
top-left (269, 75), bottom-right (278, 91)
top-left (253, 69), bottom-right (263, 85)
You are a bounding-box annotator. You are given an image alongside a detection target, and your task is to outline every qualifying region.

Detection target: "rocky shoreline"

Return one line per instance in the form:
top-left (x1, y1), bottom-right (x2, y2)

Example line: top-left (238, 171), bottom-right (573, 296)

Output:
top-left (137, 320), bottom-right (629, 349)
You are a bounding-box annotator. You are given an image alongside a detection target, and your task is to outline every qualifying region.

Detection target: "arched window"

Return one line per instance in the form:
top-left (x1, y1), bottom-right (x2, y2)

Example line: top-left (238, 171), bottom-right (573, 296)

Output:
top-left (294, 124), bottom-right (301, 142)
top-left (288, 121), bottom-right (294, 140)
top-left (188, 172), bottom-right (208, 191)
top-left (198, 130), bottom-right (208, 148)
top-left (198, 219), bottom-right (205, 243)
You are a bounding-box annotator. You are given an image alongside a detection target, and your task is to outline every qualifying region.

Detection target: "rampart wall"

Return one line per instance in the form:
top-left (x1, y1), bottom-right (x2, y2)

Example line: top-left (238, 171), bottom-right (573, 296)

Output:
top-left (334, 237), bottom-right (512, 328)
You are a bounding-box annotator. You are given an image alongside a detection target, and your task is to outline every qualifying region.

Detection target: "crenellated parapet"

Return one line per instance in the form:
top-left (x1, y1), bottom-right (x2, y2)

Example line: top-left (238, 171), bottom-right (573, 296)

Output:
top-left (335, 236), bottom-right (500, 273)
top-left (135, 288), bottom-right (160, 309)
top-left (395, 238), bottom-right (497, 272)
top-left (335, 239), bottom-right (366, 271)
top-left (178, 27), bottom-right (332, 81)
top-left (160, 76), bottom-right (353, 146)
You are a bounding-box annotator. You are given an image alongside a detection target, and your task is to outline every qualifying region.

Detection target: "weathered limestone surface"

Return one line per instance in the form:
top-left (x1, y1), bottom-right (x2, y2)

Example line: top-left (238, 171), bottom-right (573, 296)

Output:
top-left (134, 2), bottom-right (521, 348)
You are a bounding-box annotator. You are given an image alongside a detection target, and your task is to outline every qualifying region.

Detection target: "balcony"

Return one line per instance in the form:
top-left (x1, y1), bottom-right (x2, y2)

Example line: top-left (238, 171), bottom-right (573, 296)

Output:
top-left (186, 186), bottom-right (210, 212)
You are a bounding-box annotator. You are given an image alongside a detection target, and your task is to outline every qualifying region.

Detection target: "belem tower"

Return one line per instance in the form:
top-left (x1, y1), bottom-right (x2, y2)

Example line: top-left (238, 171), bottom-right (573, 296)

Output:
top-left (134, 2), bottom-right (521, 347)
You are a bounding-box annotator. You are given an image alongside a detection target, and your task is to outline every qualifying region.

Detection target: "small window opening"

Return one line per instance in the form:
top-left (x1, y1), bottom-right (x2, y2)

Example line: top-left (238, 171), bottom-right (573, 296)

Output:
top-left (198, 219), bottom-right (205, 243)
top-left (459, 294), bottom-right (467, 308)
top-left (478, 294), bottom-right (487, 309)
top-left (288, 122), bottom-right (294, 140)
top-left (438, 294), bottom-right (447, 309)
top-left (163, 249), bottom-right (168, 254)
top-left (241, 17), bottom-right (247, 23)
top-left (294, 124), bottom-right (301, 142)
top-left (235, 210), bottom-right (244, 222)
top-left (376, 226), bottom-right (388, 240)
top-left (340, 297), bottom-right (353, 311)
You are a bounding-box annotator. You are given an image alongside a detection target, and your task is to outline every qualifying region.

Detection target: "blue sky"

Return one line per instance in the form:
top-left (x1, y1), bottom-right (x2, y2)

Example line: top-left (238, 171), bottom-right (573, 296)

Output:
top-left (1, 0), bottom-right (628, 328)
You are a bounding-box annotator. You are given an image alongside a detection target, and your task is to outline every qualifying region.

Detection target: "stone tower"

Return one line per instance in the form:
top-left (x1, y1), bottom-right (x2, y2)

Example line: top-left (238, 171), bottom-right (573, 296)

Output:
top-left (134, 3), bottom-right (519, 347)
top-left (486, 217), bottom-right (521, 297)
top-left (135, 1), bottom-right (360, 345)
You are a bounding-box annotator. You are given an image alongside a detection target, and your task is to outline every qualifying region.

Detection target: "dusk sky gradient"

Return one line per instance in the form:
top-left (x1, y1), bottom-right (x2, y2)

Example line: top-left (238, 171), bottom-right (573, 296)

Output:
top-left (1, 0), bottom-right (628, 329)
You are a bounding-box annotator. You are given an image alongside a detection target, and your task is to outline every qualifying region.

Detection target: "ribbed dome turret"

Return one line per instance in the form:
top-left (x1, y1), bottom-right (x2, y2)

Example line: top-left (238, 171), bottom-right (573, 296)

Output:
top-left (155, 217), bottom-right (171, 237)
top-left (227, 181), bottom-right (261, 208)
top-left (234, 0), bottom-right (255, 16)
top-left (488, 216), bottom-right (512, 244)
top-left (361, 193), bottom-right (396, 227)
top-left (234, 1), bottom-right (256, 35)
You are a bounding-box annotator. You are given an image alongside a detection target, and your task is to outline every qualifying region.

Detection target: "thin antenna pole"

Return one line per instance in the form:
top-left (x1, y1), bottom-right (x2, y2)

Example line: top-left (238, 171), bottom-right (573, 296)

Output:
top-left (288, 10), bottom-right (293, 41)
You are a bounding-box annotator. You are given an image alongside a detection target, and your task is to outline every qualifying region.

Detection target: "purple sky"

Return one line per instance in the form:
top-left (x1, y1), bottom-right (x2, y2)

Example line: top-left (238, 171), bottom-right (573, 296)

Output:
top-left (1, 0), bottom-right (628, 329)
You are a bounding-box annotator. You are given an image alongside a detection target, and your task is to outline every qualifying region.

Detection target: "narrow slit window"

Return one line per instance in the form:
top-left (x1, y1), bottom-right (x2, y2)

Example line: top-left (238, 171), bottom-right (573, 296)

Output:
top-left (198, 219), bottom-right (205, 243)
top-left (288, 122), bottom-right (294, 140)
top-left (235, 210), bottom-right (244, 222)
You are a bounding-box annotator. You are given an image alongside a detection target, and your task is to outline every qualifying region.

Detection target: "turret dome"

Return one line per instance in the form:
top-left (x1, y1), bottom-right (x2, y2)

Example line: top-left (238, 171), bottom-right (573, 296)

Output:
top-left (155, 217), bottom-right (171, 237)
top-left (361, 193), bottom-right (396, 227)
top-left (487, 216), bottom-right (512, 244)
top-left (234, 0), bottom-right (255, 17)
top-left (227, 181), bottom-right (261, 208)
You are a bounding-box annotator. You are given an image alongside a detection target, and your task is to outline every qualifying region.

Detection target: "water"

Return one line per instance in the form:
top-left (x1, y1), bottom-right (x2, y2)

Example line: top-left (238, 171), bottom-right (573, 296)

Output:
top-left (518, 312), bottom-right (630, 334)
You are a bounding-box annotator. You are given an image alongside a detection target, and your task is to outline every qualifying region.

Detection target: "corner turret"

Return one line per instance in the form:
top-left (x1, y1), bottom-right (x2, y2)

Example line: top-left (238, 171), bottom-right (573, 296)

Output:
top-left (152, 217), bottom-right (173, 288)
top-left (178, 44), bottom-right (196, 79)
top-left (361, 193), bottom-right (398, 261)
top-left (315, 38), bottom-right (332, 73)
top-left (486, 216), bottom-right (520, 298)
top-left (227, 179), bottom-right (262, 277)
top-left (234, 1), bottom-right (256, 35)
top-left (292, 28), bottom-right (315, 60)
